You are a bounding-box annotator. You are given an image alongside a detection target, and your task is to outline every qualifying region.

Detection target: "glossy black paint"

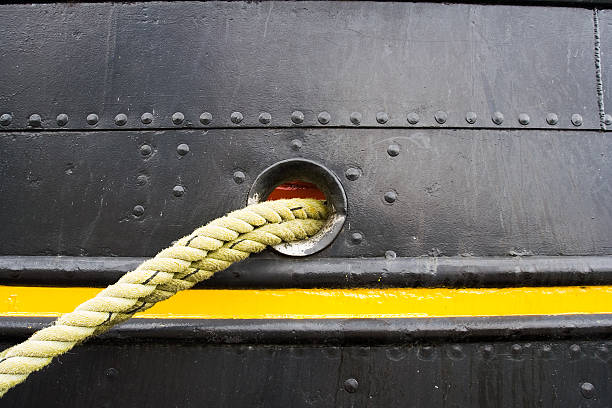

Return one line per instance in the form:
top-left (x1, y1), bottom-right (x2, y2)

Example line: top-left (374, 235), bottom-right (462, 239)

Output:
top-left (0, 317), bottom-right (611, 407)
top-left (1, 2), bottom-right (612, 406)
top-left (0, 2), bottom-right (602, 130)
top-left (1, 129), bottom-right (610, 258)
top-left (3, 316), bottom-right (612, 343)
top-left (2, 255), bottom-right (612, 288)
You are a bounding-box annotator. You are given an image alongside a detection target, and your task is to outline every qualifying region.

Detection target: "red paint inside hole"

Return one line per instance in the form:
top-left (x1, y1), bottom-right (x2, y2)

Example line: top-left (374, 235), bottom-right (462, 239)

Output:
top-left (266, 180), bottom-right (326, 201)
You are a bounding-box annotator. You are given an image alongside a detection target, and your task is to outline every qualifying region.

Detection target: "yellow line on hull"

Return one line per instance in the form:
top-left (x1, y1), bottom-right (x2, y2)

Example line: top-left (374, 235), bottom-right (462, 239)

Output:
top-left (1, 286), bottom-right (612, 319)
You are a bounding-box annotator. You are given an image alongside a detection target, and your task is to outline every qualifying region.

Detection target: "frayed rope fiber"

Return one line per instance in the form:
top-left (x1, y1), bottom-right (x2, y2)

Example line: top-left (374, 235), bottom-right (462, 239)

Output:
top-left (0, 198), bottom-right (328, 397)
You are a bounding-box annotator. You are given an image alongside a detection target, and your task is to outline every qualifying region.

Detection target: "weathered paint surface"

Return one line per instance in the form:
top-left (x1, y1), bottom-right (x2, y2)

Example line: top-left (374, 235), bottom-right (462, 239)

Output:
top-left (0, 1), bottom-right (611, 406)
top-left (2, 286), bottom-right (612, 319)
top-left (0, 339), bottom-right (611, 408)
top-left (1, 130), bottom-right (611, 258)
top-left (0, 2), bottom-right (601, 129)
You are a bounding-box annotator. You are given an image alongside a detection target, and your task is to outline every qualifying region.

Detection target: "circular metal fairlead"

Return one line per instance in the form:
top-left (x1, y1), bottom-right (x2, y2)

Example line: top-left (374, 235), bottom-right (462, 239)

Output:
top-left (248, 158), bottom-right (347, 256)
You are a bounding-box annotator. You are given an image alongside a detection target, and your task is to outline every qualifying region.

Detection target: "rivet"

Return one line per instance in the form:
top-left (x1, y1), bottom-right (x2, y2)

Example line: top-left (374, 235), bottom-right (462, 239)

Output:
top-left (434, 110), bottom-right (447, 124)
top-left (28, 114), bottom-right (42, 127)
top-left (105, 368), bottom-right (118, 378)
top-left (259, 112), bottom-right (271, 125)
top-left (136, 175), bottom-right (148, 186)
top-left (318, 111), bottom-right (331, 125)
top-left (384, 191), bottom-right (397, 203)
top-left (541, 344), bottom-right (552, 357)
top-left (546, 113), bottom-right (558, 125)
top-left (604, 113), bottom-right (612, 126)
top-left (350, 232), bottom-right (363, 244)
top-left (114, 113), bottom-right (127, 126)
top-left (141, 112), bottom-right (153, 124)
top-left (345, 167), bottom-right (361, 181)
top-left (176, 143), bottom-right (190, 156)
top-left (172, 185), bottom-right (185, 197)
top-left (56, 113), bottom-right (69, 127)
top-left (343, 378), bottom-right (358, 393)
top-left (465, 112), bottom-right (477, 124)
top-left (140, 144), bottom-right (152, 156)
top-left (350, 112), bottom-right (362, 126)
top-left (596, 344), bottom-right (609, 359)
top-left (492, 111), bottom-right (504, 125)
top-left (571, 113), bottom-right (583, 126)
top-left (86, 113), bottom-right (100, 126)
top-left (132, 205), bottom-right (145, 217)
top-left (86, 113), bottom-right (99, 125)
top-left (569, 344), bottom-right (581, 356)
top-left (385, 250), bottom-right (396, 259)
top-left (291, 111), bottom-right (304, 124)
top-left (407, 112), bottom-right (419, 125)
top-left (385, 347), bottom-right (406, 362)
top-left (172, 112), bottom-right (185, 125)
top-left (387, 144), bottom-right (400, 157)
top-left (376, 112), bottom-right (389, 124)
top-left (233, 171), bottom-right (246, 184)
top-left (231, 111), bottom-right (243, 124)
top-left (482, 345), bottom-right (494, 359)
top-left (580, 382), bottom-right (595, 399)
top-left (290, 139), bottom-right (302, 150)
top-left (518, 113), bottom-right (530, 125)
top-left (511, 344), bottom-right (522, 356)
top-left (199, 112), bottom-right (212, 125)
top-left (0, 113), bottom-right (12, 126)
top-left (449, 345), bottom-right (464, 359)
top-left (418, 346), bottom-right (434, 360)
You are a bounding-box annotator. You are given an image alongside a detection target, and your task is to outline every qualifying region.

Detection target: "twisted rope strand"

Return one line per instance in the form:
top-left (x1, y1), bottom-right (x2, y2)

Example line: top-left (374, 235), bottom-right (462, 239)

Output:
top-left (0, 198), bottom-right (328, 397)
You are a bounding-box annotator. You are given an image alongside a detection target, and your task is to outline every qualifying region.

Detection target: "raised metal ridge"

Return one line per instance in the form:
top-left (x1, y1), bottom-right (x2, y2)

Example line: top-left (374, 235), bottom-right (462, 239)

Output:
top-left (1, 315), bottom-right (612, 343)
top-left (2, 255), bottom-right (612, 288)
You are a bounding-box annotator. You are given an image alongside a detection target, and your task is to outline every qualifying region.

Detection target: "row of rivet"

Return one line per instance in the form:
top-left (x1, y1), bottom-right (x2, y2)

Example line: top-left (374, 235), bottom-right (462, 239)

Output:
top-left (133, 138), bottom-right (363, 216)
top-left (134, 138), bottom-right (306, 216)
top-left (390, 343), bottom-right (606, 360)
top-left (132, 124), bottom-right (606, 218)
top-left (133, 142), bottom-right (192, 216)
top-left (102, 362), bottom-right (595, 398)
top-left (2, 111), bottom-right (611, 127)
top-left (133, 138), bottom-right (307, 215)
top-left (344, 376), bottom-right (594, 398)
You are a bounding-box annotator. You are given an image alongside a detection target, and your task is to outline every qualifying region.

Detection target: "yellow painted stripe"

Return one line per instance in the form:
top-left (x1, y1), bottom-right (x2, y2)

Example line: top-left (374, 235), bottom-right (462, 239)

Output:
top-left (1, 286), bottom-right (612, 319)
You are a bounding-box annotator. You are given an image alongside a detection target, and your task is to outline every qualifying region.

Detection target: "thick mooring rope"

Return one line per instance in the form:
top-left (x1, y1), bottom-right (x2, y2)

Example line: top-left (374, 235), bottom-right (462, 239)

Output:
top-left (0, 198), bottom-right (328, 397)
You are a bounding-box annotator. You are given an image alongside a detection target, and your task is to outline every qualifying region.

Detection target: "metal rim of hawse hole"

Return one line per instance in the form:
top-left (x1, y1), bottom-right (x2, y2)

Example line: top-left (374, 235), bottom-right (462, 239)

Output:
top-left (247, 158), bottom-right (347, 256)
